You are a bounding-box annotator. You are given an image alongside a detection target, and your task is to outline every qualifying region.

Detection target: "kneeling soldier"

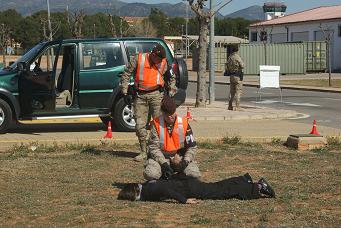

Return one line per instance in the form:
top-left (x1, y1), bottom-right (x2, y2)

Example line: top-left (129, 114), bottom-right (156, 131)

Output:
top-left (144, 95), bottom-right (201, 180)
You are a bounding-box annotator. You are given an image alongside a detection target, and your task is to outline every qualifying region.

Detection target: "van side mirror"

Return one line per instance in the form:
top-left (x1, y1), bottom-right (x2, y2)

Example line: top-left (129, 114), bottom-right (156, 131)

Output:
top-left (17, 62), bottom-right (26, 72)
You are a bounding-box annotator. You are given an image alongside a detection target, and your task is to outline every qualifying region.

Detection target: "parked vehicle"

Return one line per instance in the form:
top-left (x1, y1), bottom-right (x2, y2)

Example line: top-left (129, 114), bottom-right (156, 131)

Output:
top-left (0, 38), bottom-right (188, 133)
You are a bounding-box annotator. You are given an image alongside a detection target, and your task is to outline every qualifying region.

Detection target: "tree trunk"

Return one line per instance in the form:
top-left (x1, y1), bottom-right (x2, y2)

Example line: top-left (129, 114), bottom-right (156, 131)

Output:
top-left (196, 17), bottom-right (208, 107)
top-left (264, 42), bottom-right (267, 65)
top-left (108, 14), bottom-right (117, 38)
top-left (2, 51), bottom-right (6, 67)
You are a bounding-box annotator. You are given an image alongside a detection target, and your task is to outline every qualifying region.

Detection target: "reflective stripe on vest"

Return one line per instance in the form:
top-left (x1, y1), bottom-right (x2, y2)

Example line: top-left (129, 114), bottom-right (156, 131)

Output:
top-left (154, 116), bottom-right (188, 153)
top-left (156, 63), bottom-right (161, 85)
top-left (177, 117), bottom-right (184, 148)
top-left (135, 53), bottom-right (166, 91)
top-left (139, 53), bottom-right (146, 81)
top-left (159, 115), bottom-right (165, 150)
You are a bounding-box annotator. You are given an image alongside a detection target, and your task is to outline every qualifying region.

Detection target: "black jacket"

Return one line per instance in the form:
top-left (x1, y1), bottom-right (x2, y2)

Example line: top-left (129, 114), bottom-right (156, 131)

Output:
top-left (140, 174), bottom-right (261, 203)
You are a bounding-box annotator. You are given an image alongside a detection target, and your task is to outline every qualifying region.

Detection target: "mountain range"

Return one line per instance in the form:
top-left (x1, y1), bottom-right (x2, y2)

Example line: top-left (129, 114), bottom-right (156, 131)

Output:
top-left (0, 0), bottom-right (264, 20)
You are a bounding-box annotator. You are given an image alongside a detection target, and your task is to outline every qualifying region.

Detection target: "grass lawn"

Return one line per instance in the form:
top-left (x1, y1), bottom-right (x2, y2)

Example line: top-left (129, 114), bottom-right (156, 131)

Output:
top-left (281, 79), bottom-right (341, 88)
top-left (0, 138), bottom-right (340, 227)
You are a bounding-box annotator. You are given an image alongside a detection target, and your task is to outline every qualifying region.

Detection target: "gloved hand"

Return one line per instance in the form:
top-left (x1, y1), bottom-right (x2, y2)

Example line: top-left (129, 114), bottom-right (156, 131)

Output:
top-left (161, 162), bottom-right (174, 180)
top-left (123, 94), bottom-right (133, 105)
top-left (168, 88), bottom-right (177, 97)
top-left (173, 160), bottom-right (189, 173)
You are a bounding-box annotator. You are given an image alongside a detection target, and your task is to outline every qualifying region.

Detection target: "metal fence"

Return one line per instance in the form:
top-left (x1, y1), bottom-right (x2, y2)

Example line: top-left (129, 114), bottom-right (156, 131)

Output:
top-left (192, 41), bottom-right (327, 75)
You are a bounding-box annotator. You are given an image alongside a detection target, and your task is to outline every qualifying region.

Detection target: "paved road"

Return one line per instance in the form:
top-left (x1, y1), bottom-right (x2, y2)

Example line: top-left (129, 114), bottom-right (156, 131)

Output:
top-left (187, 82), bottom-right (341, 129)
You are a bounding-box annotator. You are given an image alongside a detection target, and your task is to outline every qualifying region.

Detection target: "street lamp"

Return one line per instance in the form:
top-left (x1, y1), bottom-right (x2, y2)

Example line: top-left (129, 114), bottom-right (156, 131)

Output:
top-left (183, 0), bottom-right (189, 59)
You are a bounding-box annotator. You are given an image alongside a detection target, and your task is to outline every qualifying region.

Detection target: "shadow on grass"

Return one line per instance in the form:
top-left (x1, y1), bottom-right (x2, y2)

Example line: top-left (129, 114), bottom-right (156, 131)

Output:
top-left (81, 147), bottom-right (138, 158)
top-left (109, 150), bottom-right (138, 158)
top-left (112, 182), bottom-right (129, 189)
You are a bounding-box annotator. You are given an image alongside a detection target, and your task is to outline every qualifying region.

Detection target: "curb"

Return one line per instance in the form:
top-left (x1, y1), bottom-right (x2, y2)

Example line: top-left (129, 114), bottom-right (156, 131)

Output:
top-left (188, 80), bottom-right (341, 93)
top-left (1, 135), bottom-right (340, 152)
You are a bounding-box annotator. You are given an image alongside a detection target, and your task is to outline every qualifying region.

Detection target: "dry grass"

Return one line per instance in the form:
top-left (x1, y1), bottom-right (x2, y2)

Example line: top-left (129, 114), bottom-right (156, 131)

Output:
top-left (0, 140), bottom-right (340, 227)
top-left (281, 79), bottom-right (341, 88)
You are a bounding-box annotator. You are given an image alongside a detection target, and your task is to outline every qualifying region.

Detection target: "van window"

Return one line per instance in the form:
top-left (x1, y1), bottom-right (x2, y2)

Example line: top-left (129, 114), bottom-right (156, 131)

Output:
top-left (30, 45), bottom-right (59, 73)
top-left (124, 41), bottom-right (159, 59)
top-left (81, 43), bottom-right (124, 70)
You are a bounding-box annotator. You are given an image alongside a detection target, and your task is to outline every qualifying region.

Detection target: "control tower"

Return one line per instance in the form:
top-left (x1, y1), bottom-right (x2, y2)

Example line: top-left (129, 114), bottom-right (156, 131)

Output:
top-left (263, 2), bottom-right (287, 20)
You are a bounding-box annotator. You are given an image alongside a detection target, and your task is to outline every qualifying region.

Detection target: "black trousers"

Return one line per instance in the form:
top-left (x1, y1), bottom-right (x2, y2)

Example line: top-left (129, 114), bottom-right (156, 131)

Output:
top-left (186, 173), bottom-right (260, 200)
top-left (141, 173), bottom-right (261, 203)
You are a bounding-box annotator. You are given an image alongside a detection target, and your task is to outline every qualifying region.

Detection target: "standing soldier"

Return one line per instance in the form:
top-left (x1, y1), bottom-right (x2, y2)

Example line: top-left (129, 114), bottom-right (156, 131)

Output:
top-left (120, 44), bottom-right (177, 162)
top-left (144, 95), bottom-right (201, 181)
top-left (225, 44), bottom-right (244, 111)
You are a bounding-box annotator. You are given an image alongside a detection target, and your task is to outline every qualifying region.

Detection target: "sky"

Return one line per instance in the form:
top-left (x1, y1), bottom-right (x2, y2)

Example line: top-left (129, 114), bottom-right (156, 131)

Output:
top-left (123, 0), bottom-right (341, 15)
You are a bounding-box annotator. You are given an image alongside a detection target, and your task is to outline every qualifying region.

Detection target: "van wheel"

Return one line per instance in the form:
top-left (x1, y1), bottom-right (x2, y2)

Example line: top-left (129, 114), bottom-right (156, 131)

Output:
top-left (113, 98), bottom-right (135, 132)
top-left (175, 58), bottom-right (188, 90)
top-left (0, 99), bottom-right (12, 134)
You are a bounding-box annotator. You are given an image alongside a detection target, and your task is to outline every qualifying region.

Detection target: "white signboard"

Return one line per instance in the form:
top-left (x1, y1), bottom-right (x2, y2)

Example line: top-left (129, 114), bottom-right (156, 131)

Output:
top-left (259, 65), bottom-right (280, 88)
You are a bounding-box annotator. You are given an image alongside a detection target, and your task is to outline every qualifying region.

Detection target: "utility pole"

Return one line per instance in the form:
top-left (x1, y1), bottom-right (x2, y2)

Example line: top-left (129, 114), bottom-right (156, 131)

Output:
top-left (209, 0), bottom-right (215, 104)
top-left (46, 0), bottom-right (53, 41)
top-left (181, 24), bottom-right (184, 57)
top-left (1, 23), bottom-right (6, 67)
top-left (93, 23), bottom-right (96, 38)
top-left (185, 1), bottom-right (188, 59)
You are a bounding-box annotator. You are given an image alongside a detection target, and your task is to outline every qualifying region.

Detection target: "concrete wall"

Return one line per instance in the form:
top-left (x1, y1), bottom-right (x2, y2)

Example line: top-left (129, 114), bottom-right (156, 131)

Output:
top-left (249, 19), bottom-right (341, 71)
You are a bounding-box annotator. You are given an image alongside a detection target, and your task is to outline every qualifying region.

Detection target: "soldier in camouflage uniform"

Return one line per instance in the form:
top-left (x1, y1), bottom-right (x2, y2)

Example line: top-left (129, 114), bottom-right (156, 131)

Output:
top-left (144, 95), bottom-right (201, 181)
top-left (225, 44), bottom-right (244, 111)
top-left (121, 44), bottom-right (177, 162)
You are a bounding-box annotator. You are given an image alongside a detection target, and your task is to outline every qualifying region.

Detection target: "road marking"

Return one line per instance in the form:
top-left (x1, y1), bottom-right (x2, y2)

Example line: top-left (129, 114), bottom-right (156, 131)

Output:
top-left (288, 102), bottom-right (320, 107)
top-left (287, 113), bottom-right (310, 120)
top-left (252, 100), bottom-right (279, 104)
top-left (252, 100), bottom-right (320, 107)
top-left (315, 119), bottom-right (331, 123)
top-left (20, 118), bottom-right (102, 124)
top-left (0, 138), bottom-right (137, 143)
top-left (33, 115), bottom-right (104, 120)
top-left (322, 98), bottom-right (341, 101)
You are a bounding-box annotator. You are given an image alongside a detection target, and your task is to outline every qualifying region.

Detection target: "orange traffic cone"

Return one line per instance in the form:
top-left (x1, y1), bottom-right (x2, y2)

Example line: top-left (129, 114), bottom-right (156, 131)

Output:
top-left (309, 119), bottom-right (320, 136)
top-left (104, 121), bottom-right (113, 138)
top-left (186, 107), bottom-right (192, 120)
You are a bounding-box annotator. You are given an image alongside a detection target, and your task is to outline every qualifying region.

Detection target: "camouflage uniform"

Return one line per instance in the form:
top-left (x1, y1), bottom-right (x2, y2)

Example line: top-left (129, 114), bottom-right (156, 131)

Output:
top-left (225, 52), bottom-right (244, 110)
top-left (144, 120), bottom-right (201, 180)
top-left (121, 54), bottom-right (176, 159)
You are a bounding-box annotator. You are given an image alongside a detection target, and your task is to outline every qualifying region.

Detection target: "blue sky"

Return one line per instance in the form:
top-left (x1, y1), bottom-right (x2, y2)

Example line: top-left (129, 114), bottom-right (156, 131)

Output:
top-left (123, 0), bottom-right (341, 15)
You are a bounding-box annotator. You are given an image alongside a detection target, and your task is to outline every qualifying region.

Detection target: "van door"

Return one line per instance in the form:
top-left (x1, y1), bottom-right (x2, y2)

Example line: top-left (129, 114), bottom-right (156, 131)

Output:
top-left (18, 43), bottom-right (61, 116)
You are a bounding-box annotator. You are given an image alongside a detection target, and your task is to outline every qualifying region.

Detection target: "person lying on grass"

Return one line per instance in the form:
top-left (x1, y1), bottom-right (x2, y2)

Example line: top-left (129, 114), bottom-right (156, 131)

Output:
top-left (117, 173), bottom-right (275, 204)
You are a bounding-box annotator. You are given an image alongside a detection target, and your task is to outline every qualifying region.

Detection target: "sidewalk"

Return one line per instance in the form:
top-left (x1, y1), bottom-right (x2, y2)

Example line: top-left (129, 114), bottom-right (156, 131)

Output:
top-left (177, 98), bottom-right (303, 121)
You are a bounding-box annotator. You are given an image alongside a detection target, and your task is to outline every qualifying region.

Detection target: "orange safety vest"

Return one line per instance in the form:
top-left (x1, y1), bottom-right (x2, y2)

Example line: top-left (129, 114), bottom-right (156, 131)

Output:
top-left (153, 115), bottom-right (188, 154)
top-left (134, 53), bottom-right (167, 91)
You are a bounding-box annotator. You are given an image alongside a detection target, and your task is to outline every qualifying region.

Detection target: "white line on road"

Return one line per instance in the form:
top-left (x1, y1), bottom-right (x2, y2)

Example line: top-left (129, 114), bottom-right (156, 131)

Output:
top-left (288, 102), bottom-right (320, 107)
top-left (315, 119), bottom-right (331, 123)
top-left (252, 100), bottom-right (279, 104)
top-left (287, 113), bottom-right (310, 120)
top-left (322, 98), bottom-right (341, 101)
top-left (252, 100), bottom-right (321, 107)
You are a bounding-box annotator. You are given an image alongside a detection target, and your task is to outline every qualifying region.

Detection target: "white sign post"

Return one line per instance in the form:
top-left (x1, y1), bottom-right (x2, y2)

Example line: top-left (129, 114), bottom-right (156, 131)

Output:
top-left (258, 65), bottom-right (282, 102)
